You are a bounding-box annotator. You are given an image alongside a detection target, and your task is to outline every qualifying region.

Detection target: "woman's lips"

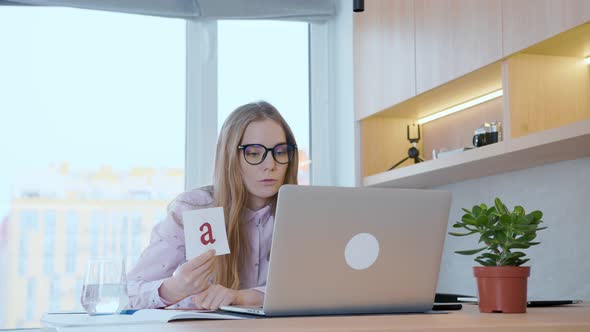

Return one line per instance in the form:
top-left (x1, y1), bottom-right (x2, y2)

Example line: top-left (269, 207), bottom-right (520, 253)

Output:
top-left (259, 179), bottom-right (277, 185)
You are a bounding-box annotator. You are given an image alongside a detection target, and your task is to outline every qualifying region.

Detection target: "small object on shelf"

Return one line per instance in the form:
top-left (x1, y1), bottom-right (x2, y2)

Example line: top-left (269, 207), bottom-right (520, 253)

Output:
top-left (388, 124), bottom-right (424, 171)
top-left (491, 121), bottom-right (503, 143)
top-left (434, 147), bottom-right (473, 159)
top-left (473, 121), bottom-right (503, 147)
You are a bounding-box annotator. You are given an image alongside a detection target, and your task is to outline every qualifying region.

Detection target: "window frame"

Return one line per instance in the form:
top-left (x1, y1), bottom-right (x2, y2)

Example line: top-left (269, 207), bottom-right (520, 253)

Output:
top-left (185, 20), bottom-right (218, 190)
top-left (184, 1), bottom-right (356, 189)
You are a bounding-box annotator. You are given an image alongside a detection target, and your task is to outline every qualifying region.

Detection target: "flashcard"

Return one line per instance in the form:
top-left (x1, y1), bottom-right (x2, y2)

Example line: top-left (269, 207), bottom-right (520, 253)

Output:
top-left (183, 207), bottom-right (230, 259)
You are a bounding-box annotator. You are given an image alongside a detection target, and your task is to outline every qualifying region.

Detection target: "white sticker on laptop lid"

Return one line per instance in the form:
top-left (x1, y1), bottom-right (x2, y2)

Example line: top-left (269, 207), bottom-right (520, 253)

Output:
top-left (183, 207), bottom-right (230, 259)
top-left (345, 233), bottom-right (380, 270)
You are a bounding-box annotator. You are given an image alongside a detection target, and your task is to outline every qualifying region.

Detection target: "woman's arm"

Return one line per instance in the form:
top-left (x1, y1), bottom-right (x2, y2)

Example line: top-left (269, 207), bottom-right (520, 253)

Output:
top-left (127, 208), bottom-right (186, 309)
top-left (128, 189), bottom-right (217, 309)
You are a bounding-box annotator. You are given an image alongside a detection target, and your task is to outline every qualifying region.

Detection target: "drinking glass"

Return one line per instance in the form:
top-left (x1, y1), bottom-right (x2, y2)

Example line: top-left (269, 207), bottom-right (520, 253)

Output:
top-left (80, 258), bottom-right (129, 315)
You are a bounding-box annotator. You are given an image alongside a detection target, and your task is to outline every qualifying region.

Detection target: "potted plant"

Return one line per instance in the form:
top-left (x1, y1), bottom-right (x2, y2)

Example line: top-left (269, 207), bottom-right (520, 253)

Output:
top-left (449, 197), bottom-right (546, 313)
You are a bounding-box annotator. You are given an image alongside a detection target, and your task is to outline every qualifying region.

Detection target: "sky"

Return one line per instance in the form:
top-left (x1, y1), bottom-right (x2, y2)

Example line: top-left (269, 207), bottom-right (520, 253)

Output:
top-left (217, 20), bottom-right (310, 143)
top-left (0, 7), bottom-right (309, 217)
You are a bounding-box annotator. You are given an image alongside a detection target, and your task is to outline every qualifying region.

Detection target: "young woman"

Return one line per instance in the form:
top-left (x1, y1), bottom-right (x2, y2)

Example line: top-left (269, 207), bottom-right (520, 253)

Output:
top-left (127, 101), bottom-right (298, 310)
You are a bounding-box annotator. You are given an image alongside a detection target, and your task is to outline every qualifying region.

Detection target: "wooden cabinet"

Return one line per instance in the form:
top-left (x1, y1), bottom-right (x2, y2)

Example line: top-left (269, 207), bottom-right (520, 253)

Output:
top-left (359, 20), bottom-right (590, 188)
top-left (354, 0), bottom-right (415, 120)
top-left (414, 0), bottom-right (502, 94)
top-left (354, 0), bottom-right (590, 120)
top-left (502, 0), bottom-right (590, 56)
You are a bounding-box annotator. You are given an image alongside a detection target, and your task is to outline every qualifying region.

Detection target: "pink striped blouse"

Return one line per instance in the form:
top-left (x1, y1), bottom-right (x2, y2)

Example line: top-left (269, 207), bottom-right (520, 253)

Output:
top-left (127, 186), bottom-right (274, 309)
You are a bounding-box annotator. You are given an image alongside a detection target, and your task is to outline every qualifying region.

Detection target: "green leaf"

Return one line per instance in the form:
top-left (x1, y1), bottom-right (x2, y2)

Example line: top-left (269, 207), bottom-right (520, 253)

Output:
top-left (536, 226), bottom-right (548, 231)
top-left (461, 214), bottom-right (477, 225)
top-left (480, 253), bottom-right (500, 261)
top-left (475, 215), bottom-right (489, 227)
top-left (515, 258), bottom-right (530, 266)
top-left (475, 258), bottom-right (496, 266)
top-left (455, 247), bottom-right (487, 255)
top-left (528, 210), bottom-right (543, 222)
top-left (499, 214), bottom-right (511, 226)
top-left (513, 206), bottom-right (525, 216)
top-left (448, 231), bottom-right (478, 237)
top-left (514, 224), bottom-right (538, 233)
top-left (479, 233), bottom-right (496, 245)
top-left (462, 208), bottom-right (472, 215)
top-left (495, 230), bottom-right (507, 243)
top-left (472, 205), bottom-right (483, 217)
top-left (508, 243), bottom-right (531, 249)
top-left (506, 251), bottom-right (526, 259)
top-left (494, 198), bottom-right (508, 214)
top-left (517, 216), bottom-right (530, 225)
top-left (517, 233), bottom-right (537, 242)
top-left (481, 229), bottom-right (495, 238)
top-left (479, 203), bottom-right (488, 211)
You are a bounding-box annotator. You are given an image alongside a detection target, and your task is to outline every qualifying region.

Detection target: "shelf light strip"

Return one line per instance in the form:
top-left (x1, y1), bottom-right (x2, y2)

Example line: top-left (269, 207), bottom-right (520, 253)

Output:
top-left (584, 56), bottom-right (590, 65)
top-left (417, 89), bottom-right (503, 125)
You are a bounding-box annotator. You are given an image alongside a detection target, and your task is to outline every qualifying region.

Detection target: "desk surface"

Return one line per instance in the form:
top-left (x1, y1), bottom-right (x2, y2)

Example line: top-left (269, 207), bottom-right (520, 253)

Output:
top-left (58, 303), bottom-right (590, 332)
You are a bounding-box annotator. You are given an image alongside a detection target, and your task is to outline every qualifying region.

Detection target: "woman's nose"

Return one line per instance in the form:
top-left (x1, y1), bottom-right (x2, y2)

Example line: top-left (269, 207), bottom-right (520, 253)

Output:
top-left (262, 152), bottom-right (277, 170)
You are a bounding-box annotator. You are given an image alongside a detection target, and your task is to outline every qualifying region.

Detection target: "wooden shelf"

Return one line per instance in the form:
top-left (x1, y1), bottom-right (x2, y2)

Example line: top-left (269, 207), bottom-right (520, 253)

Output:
top-left (359, 19), bottom-right (590, 188)
top-left (364, 118), bottom-right (590, 188)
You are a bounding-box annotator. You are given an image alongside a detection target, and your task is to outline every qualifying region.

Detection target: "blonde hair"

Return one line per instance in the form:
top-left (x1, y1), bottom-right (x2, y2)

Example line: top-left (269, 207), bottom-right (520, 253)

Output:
top-left (213, 101), bottom-right (298, 289)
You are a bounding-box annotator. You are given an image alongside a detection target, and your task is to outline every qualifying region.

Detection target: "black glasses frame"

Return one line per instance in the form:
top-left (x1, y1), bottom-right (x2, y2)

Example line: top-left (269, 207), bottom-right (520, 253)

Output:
top-left (237, 143), bottom-right (297, 165)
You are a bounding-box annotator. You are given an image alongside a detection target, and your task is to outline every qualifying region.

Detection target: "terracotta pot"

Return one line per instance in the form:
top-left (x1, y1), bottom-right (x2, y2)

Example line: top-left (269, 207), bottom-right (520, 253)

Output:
top-left (473, 266), bottom-right (530, 313)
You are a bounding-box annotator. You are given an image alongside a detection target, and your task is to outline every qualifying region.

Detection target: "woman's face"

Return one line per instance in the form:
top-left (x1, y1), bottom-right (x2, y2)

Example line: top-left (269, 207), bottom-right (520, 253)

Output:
top-left (239, 119), bottom-right (289, 209)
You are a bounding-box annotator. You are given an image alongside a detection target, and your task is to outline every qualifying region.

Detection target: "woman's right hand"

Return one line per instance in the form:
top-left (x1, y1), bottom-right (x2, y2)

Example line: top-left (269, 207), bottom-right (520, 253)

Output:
top-left (158, 249), bottom-right (216, 304)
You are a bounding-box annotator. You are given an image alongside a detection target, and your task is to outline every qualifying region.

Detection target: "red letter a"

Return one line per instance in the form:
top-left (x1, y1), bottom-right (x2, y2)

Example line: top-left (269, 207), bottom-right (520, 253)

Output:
top-left (199, 222), bottom-right (216, 245)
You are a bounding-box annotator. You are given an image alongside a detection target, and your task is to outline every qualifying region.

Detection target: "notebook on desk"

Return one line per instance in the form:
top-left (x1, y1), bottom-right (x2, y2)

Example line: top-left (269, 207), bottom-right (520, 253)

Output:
top-left (41, 309), bottom-right (247, 328)
top-left (222, 185), bottom-right (452, 317)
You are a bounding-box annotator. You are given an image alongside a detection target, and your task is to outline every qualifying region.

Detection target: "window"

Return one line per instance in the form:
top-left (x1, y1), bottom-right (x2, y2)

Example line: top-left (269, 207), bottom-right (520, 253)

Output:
top-left (90, 212), bottom-right (102, 258)
top-left (65, 211), bottom-right (79, 275)
top-left (18, 211), bottom-right (39, 276)
top-left (1, 7), bottom-right (317, 331)
top-left (43, 211), bottom-right (57, 274)
top-left (48, 276), bottom-right (61, 312)
top-left (217, 21), bottom-right (311, 185)
top-left (0, 7), bottom-right (185, 329)
top-left (120, 215), bottom-right (129, 259)
top-left (25, 278), bottom-right (37, 321)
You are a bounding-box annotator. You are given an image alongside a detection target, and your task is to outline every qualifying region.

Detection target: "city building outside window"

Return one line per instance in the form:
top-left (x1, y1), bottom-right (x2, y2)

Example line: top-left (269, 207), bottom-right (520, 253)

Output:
top-left (0, 9), bottom-right (311, 331)
top-left (0, 7), bottom-right (185, 329)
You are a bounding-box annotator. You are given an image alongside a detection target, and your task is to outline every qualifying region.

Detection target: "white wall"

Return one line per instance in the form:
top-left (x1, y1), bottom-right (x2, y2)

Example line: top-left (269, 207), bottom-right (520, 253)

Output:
top-left (435, 157), bottom-right (590, 300)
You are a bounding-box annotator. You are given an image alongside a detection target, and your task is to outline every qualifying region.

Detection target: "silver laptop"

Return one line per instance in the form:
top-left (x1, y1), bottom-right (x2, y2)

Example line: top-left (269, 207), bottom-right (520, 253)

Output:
top-left (221, 185), bottom-right (451, 316)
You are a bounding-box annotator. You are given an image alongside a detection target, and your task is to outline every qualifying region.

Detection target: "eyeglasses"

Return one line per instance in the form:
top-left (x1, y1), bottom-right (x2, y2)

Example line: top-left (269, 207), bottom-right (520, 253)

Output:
top-left (238, 143), bottom-right (297, 165)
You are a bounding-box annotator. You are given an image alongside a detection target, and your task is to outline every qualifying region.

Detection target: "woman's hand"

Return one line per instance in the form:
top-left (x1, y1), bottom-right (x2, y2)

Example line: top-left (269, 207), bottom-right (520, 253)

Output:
top-left (192, 285), bottom-right (265, 310)
top-left (191, 284), bottom-right (241, 310)
top-left (158, 249), bottom-right (216, 304)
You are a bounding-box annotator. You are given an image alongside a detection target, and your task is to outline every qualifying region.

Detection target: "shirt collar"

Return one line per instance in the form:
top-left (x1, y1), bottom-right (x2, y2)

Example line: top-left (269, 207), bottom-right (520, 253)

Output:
top-left (242, 204), bottom-right (273, 225)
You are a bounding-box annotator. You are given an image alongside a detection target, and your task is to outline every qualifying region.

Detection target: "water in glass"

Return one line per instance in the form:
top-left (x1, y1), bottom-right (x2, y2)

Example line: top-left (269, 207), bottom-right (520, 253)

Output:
top-left (81, 259), bottom-right (128, 315)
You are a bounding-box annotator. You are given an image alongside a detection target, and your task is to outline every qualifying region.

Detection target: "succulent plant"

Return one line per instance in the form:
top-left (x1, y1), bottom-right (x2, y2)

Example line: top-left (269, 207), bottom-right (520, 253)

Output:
top-left (449, 198), bottom-right (546, 266)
